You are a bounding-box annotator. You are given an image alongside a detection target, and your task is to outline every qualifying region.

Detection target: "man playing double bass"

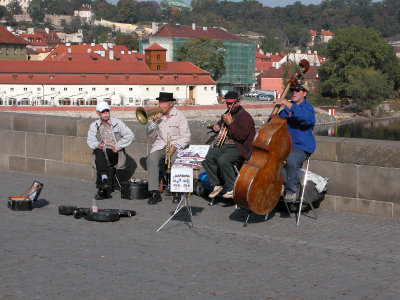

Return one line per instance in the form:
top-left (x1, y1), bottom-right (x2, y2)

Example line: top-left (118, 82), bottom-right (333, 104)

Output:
top-left (203, 91), bottom-right (256, 199)
top-left (274, 80), bottom-right (316, 206)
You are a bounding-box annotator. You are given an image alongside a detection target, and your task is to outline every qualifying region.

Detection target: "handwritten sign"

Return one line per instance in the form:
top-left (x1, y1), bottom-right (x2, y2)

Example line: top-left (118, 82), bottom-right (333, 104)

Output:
top-left (170, 166), bottom-right (193, 193)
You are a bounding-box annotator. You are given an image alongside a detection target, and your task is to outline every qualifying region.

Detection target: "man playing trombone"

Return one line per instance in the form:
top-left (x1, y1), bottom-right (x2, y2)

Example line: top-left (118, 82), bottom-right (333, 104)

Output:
top-left (145, 92), bottom-right (191, 205)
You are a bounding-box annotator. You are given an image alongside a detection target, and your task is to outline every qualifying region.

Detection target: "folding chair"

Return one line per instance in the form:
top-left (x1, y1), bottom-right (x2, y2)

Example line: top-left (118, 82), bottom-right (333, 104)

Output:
top-left (8, 181), bottom-right (44, 211)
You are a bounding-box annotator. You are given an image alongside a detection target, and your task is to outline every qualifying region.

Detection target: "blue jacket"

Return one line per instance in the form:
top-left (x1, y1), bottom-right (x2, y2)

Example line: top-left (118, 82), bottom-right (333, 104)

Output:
top-left (279, 98), bottom-right (316, 154)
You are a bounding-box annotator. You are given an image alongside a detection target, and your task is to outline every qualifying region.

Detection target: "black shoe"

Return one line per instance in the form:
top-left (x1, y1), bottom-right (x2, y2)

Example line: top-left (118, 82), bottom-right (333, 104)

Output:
top-left (102, 177), bottom-right (111, 191)
top-left (95, 191), bottom-right (105, 200)
top-left (172, 193), bottom-right (180, 204)
top-left (95, 189), bottom-right (112, 200)
top-left (147, 191), bottom-right (162, 205)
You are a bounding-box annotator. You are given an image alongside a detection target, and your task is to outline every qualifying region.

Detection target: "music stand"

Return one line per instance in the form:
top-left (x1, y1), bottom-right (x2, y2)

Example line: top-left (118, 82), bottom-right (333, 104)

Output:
top-left (156, 166), bottom-right (194, 232)
top-left (156, 193), bottom-right (193, 232)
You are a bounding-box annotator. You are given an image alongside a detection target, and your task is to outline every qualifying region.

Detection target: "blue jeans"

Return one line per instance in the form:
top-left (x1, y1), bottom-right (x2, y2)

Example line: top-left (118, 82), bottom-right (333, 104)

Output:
top-left (282, 148), bottom-right (310, 195)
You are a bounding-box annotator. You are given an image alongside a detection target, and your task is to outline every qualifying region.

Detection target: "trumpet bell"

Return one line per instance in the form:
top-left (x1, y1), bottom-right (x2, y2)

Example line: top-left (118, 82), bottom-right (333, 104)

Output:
top-left (135, 107), bottom-right (163, 125)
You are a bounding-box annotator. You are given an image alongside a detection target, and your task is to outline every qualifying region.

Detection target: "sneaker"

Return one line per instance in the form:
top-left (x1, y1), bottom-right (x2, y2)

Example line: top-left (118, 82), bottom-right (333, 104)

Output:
top-left (222, 190), bottom-right (234, 199)
top-left (208, 186), bottom-right (223, 198)
top-left (284, 193), bottom-right (297, 203)
top-left (147, 191), bottom-right (162, 205)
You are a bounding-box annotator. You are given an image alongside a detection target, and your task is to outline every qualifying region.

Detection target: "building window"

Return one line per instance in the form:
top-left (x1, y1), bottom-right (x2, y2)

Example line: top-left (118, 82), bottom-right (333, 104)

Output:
top-left (51, 97), bottom-right (54, 100)
top-left (176, 87), bottom-right (179, 91)
top-left (161, 87), bottom-right (164, 91)
top-left (204, 87), bottom-right (207, 90)
top-left (0, 48), bottom-right (2, 54)
top-left (51, 87), bottom-right (55, 91)
top-left (129, 97), bottom-right (133, 103)
top-left (37, 87), bottom-right (41, 91)
top-left (79, 88), bottom-right (83, 91)
top-left (211, 87), bottom-right (214, 91)
top-left (105, 88), bottom-right (109, 91)
top-left (92, 87), bottom-right (96, 91)
top-left (157, 54), bottom-right (160, 59)
top-left (129, 88), bottom-right (133, 91)
top-left (157, 65), bottom-right (160, 70)
top-left (10, 88), bottom-right (14, 91)
top-left (64, 87), bottom-right (67, 91)
top-left (14, 47), bottom-right (17, 55)
top-left (24, 87), bottom-right (27, 91)
top-left (146, 88), bottom-right (149, 91)
top-left (6, 47), bottom-right (9, 55)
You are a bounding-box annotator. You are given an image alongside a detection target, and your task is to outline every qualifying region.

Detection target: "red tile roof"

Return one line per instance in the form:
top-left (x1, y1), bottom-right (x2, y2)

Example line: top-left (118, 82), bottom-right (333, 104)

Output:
top-left (153, 24), bottom-right (249, 42)
top-left (320, 30), bottom-right (334, 36)
top-left (0, 25), bottom-right (28, 45)
top-left (257, 65), bottom-right (319, 80)
top-left (35, 29), bottom-right (62, 45)
top-left (0, 60), bottom-right (215, 85)
top-left (20, 33), bottom-right (48, 46)
top-left (145, 43), bottom-right (166, 51)
top-left (44, 44), bottom-right (144, 62)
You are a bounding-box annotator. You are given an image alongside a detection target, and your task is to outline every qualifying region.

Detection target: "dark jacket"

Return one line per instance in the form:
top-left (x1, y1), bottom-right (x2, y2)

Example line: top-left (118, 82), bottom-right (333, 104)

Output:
top-left (218, 106), bottom-right (256, 159)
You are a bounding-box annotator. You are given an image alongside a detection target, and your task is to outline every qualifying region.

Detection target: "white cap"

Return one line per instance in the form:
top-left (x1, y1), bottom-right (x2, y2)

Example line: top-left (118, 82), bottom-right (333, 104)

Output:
top-left (96, 101), bottom-right (110, 112)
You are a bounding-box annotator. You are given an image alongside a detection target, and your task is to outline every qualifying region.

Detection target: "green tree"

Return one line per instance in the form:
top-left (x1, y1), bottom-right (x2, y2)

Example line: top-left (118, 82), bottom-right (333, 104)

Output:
top-left (260, 31), bottom-right (282, 54)
top-left (28, 0), bottom-right (45, 23)
top-left (117, 0), bottom-right (137, 24)
top-left (114, 30), bottom-right (139, 51)
top-left (177, 37), bottom-right (226, 82)
top-left (319, 25), bottom-right (400, 110)
top-left (6, 0), bottom-right (22, 15)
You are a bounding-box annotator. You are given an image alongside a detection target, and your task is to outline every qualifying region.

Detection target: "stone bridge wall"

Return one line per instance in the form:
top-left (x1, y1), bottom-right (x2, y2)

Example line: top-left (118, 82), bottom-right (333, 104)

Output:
top-left (1, 112), bottom-right (399, 218)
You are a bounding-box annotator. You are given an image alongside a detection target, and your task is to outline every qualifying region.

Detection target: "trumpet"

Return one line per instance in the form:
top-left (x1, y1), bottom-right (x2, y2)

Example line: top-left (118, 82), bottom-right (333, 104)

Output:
top-left (165, 136), bottom-right (172, 174)
top-left (135, 107), bottom-right (163, 125)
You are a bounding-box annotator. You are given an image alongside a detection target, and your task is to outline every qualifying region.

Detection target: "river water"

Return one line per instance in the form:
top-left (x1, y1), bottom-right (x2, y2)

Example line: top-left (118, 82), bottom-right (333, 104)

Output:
top-left (314, 118), bottom-right (400, 141)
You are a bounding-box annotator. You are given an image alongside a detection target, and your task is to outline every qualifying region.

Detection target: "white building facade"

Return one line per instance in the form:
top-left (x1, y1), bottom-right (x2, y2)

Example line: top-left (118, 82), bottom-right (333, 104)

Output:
top-left (0, 61), bottom-right (216, 106)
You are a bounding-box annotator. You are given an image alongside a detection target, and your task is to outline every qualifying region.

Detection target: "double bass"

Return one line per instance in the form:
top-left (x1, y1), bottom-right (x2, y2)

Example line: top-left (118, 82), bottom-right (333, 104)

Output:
top-left (233, 59), bottom-right (310, 215)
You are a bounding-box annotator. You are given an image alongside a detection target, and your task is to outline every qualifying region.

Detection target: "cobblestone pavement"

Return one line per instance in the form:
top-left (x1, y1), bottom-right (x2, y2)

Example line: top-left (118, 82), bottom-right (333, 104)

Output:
top-left (1, 170), bottom-right (399, 299)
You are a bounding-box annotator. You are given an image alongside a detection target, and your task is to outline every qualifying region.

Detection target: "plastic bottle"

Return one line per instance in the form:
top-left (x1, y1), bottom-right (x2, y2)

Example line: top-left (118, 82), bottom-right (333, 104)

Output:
top-left (91, 198), bottom-right (98, 213)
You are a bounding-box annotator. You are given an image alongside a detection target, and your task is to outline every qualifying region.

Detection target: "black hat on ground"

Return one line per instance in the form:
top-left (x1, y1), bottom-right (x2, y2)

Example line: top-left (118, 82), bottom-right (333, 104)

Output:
top-left (156, 92), bottom-right (176, 101)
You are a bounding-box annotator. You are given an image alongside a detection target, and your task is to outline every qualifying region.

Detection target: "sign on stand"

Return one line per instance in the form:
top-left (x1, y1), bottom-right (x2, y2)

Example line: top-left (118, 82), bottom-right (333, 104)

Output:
top-left (170, 166), bottom-right (193, 193)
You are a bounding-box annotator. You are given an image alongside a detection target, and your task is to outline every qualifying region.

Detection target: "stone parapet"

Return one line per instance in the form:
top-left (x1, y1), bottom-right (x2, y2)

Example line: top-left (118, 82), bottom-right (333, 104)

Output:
top-left (0, 111), bottom-right (399, 218)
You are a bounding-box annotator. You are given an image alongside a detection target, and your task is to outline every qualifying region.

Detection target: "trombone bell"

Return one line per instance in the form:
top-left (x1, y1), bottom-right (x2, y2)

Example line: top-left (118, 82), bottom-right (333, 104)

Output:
top-left (136, 107), bottom-right (163, 125)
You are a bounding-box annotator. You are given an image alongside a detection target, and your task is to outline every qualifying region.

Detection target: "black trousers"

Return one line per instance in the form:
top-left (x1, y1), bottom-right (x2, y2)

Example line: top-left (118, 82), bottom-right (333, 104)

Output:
top-left (94, 148), bottom-right (118, 189)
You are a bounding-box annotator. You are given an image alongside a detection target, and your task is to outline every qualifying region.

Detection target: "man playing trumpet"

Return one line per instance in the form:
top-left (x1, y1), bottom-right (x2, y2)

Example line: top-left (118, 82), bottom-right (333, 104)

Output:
top-left (146, 92), bottom-right (191, 205)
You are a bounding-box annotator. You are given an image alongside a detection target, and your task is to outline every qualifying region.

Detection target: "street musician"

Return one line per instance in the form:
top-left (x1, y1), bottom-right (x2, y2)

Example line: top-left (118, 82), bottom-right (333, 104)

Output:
top-left (203, 91), bottom-right (255, 199)
top-left (145, 92), bottom-right (191, 205)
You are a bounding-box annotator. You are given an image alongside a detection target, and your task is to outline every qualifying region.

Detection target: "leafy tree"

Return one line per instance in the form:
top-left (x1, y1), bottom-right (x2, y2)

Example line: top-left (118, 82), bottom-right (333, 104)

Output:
top-left (93, 0), bottom-right (119, 21)
top-left (136, 1), bottom-right (161, 22)
top-left (177, 37), bottom-right (226, 82)
top-left (0, 5), bottom-right (8, 19)
top-left (117, 0), bottom-right (137, 24)
top-left (260, 31), bottom-right (282, 54)
top-left (82, 25), bottom-right (112, 43)
top-left (318, 25), bottom-right (400, 110)
top-left (6, 0), bottom-right (22, 15)
top-left (114, 30), bottom-right (139, 50)
top-left (28, 0), bottom-right (46, 23)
